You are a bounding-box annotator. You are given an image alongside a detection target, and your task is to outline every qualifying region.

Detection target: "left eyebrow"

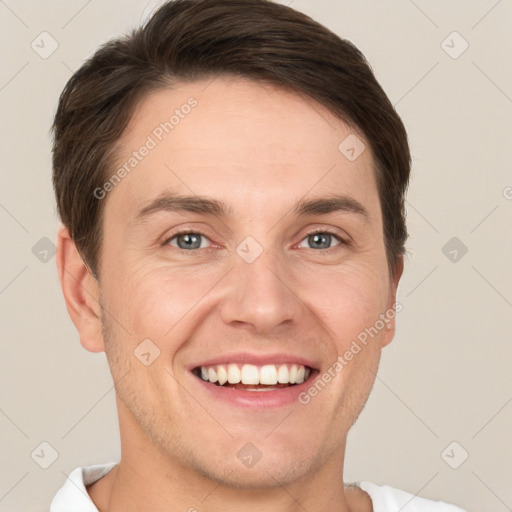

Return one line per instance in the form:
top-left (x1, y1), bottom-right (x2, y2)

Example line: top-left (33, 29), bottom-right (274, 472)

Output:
top-left (293, 195), bottom-right (369, 221)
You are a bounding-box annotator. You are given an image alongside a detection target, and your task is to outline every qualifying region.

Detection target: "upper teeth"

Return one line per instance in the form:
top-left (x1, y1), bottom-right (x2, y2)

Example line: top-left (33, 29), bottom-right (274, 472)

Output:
top-left (199, 364), bottom-right (311, 385)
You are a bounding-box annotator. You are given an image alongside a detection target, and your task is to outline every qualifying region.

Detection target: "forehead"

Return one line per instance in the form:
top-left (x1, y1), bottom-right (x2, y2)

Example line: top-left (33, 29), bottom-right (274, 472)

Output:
top-left (107, 77), bottom-right (379, 223)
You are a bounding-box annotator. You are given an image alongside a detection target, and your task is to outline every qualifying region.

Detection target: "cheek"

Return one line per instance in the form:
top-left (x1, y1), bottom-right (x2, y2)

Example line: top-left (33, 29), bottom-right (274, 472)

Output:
top-left (109, 264), bottom-right (222, 341)
top-left (311, 262), bottom-right (389, 408)
top-left (299, 260), bottom-right (390, 341)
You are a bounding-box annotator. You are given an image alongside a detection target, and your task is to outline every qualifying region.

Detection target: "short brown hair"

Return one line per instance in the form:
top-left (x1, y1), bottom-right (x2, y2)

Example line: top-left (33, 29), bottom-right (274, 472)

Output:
top-left (52, 0), bottom-right (410, 278)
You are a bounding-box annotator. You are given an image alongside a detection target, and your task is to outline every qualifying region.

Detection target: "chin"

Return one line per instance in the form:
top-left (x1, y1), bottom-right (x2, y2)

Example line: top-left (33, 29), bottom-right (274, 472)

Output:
top-left (183, 440), bottom-right (319, 490)
top-left (201, 458), bottom-right (314, 490)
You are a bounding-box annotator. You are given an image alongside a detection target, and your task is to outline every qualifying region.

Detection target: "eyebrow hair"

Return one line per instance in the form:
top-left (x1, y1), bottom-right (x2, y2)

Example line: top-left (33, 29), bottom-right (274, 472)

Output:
top-left (136, 194), bottom-right (231, 219)
top-left (293, 195), bottom-right (368, 219)
top-left (135, 193), bottom-right (369, 222)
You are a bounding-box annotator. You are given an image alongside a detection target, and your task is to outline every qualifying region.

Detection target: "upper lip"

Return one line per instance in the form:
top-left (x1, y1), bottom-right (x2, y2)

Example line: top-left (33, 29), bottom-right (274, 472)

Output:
top-left (189, 352), bottom-right (319, 371)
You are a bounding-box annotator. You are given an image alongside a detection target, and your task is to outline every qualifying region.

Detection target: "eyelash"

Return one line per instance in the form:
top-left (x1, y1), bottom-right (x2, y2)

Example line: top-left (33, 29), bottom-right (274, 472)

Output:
top-left (162, 228), bottom-right (347, 253)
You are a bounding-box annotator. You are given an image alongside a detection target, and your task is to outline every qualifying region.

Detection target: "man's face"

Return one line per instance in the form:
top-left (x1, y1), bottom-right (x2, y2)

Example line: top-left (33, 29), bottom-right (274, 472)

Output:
top-left (95, 77), bottom-right (400, 487)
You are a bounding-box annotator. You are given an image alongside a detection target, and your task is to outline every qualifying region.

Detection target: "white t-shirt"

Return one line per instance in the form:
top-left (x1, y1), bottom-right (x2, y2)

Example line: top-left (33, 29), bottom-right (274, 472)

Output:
top-left (50, 463), bottom-right (468, 512)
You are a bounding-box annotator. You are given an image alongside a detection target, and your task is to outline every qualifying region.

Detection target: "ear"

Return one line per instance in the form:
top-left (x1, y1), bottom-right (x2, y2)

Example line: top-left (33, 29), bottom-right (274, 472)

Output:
top-left (381, 255), bottom-right (404, 348)
top-left (56, 225), bottom-right (105, 353)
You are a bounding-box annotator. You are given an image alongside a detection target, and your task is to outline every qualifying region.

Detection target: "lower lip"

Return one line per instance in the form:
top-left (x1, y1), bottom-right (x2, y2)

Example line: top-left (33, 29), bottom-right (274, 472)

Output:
top-left (191, 372), bottom-right (317, 409)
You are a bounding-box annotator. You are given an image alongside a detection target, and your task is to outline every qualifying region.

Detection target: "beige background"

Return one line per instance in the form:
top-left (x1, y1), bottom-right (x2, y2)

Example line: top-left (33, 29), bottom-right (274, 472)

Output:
top-left (1, 1), bottom-right (511, 511)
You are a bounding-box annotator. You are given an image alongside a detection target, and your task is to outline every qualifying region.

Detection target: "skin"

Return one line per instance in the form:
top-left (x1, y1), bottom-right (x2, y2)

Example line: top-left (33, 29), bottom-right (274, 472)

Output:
top-left (57, 76), bottom-right (403, 512)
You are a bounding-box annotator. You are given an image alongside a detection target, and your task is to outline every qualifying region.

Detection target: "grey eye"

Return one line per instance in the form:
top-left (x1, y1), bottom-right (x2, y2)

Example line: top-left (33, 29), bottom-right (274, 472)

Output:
top-left (168, 232), bottom-right (209, 250)
top-left (298, 232), bottom-right (341, 250)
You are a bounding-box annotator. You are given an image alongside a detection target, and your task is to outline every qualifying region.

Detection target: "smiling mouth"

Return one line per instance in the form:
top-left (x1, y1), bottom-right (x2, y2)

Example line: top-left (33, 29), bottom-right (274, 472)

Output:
top-left (192, 363), bottom-right (313, 391)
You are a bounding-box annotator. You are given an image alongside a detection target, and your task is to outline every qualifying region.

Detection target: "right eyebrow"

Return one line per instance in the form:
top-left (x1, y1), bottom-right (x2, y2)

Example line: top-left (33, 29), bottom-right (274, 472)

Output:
top-left (135, 194), bottom-right (233, 222)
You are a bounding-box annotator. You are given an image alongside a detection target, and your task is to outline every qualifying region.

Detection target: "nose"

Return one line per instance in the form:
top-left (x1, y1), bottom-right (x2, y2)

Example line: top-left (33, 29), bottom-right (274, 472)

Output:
top-left (219, 246), bottom-right (302, 335)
